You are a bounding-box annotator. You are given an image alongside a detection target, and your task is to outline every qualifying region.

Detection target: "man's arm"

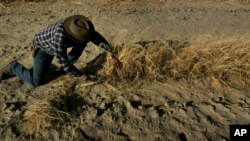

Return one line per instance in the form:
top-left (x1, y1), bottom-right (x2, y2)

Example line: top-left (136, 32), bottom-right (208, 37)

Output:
top-left (91, 31), bottom-right (112, 52)
top-left (52, 28), bottom-right (82, 77)
top-left (55, 49), bottom-right (81, 76)
top-left (67, 44), bottom-right (85, 66)
top-left (91, 31), bottom-right (122, 68)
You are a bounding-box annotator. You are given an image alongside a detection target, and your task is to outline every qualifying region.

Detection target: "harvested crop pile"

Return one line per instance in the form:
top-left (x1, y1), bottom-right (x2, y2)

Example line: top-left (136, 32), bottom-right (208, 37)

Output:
top-left (18, 78), bottom-right (78, 137)
top-left (99, 40), bottom-right (179, 81)
top-left (20, 100), bottom-right (69, 137)
top-left (99, 39), bottom-right (250, 89)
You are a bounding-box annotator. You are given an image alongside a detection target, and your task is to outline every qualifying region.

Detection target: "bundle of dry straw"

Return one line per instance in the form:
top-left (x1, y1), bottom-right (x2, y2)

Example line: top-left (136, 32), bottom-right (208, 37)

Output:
top-left (20, 100), bottom-right (69, 137)
top-left (99, 40), bottom-right (176, 81)
top-left (19, 77), bottom-right (83, 137)
top-left (99, 39), bottom-right (250, 89)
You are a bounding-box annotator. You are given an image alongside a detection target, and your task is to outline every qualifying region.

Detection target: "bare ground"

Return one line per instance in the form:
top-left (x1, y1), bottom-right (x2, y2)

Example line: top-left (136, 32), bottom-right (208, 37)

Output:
top-left (0, 0), bottom-right (250, 141)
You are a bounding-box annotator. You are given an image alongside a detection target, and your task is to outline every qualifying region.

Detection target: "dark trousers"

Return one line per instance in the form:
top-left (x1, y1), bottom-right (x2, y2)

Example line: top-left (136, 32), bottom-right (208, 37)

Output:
top-left (9, 44), bottom-right (83, 86)
top-left (10, 49), bottom-right (54, 86)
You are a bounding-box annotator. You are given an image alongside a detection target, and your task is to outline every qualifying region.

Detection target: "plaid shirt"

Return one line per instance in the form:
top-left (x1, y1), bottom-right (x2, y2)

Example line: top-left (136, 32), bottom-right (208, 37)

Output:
top-left (33, 20), bottom-right (111, 76)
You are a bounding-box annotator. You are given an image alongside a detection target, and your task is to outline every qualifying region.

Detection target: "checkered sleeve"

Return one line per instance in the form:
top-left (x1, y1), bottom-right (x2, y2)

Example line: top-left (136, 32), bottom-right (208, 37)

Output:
top-left (53, 27), bottom-right (81, 76)
top-left (91, 31), bottom-right (112, 52)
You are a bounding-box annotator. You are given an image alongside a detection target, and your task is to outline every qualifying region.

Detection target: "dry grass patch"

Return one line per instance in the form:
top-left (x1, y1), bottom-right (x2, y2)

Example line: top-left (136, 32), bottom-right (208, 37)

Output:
top-left (20, 100), bottom-right (69, 137)
top-left (100, 41), bottom-right (176, 81)
top-left (19, 77), bottom-right (80, 137)
top-left (170, 39), bottom-right (250, 89)
top-left (99, 39), bottom-right (250, 90)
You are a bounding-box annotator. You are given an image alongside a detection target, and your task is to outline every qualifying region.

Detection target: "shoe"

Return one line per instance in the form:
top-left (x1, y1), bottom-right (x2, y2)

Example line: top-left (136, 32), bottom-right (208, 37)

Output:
top-left (0, 62), bottom-right (14, 82)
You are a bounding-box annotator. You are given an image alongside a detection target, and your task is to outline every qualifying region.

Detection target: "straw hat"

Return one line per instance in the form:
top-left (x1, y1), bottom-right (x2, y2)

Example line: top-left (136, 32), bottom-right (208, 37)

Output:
top-left (63, 15), bottom-right (95, 43)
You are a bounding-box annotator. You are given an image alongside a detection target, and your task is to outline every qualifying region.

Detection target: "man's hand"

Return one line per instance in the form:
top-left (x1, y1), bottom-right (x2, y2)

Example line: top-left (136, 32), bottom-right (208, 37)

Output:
top-left (75, 74), bottom-right (90, 81)
top-left (107, 52), bottom-right (122, 69)
top-left (107, 51), bottom-right (113, 58)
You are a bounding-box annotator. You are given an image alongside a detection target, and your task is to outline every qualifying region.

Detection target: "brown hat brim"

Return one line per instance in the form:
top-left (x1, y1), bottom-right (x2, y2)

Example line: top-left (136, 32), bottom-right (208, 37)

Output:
top-left (64, 15), bottom-right (95, 43)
